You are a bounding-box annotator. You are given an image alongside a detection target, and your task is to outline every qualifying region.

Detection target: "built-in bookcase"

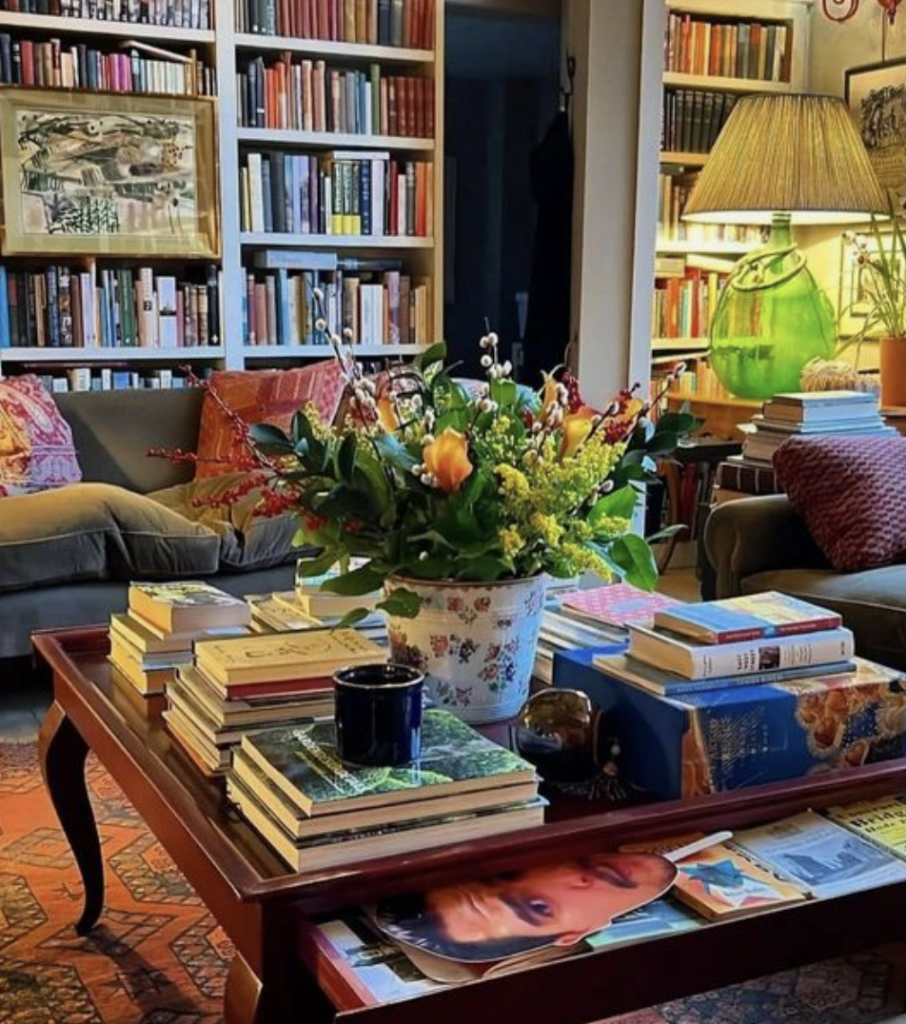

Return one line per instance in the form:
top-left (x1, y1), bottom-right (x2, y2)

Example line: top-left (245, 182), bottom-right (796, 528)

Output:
top-left (651, 0), bottom-right (808, 427)
top-left (0, 0), bottom-right (443, 390)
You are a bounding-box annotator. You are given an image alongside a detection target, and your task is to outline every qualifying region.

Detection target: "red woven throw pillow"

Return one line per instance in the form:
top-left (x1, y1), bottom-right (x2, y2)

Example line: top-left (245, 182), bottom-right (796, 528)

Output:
top-left (0, 374), bottom-right (81, 495)
top-left (195, 363), bottom-right (346, 480)
top-left (774, 434), bottom-right (906, 571)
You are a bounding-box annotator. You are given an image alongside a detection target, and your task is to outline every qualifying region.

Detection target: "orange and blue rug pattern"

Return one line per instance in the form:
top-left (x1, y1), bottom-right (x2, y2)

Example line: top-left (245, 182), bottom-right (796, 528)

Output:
top-left (1, 737), bottom-right (905, 1024)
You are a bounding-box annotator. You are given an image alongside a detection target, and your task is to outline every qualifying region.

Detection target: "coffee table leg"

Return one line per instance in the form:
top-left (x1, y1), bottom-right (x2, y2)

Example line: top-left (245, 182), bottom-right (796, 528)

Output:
top-left (225, 954), bottom-right (263, 1024)
top-left (39, 701), bottom-right (104, 936)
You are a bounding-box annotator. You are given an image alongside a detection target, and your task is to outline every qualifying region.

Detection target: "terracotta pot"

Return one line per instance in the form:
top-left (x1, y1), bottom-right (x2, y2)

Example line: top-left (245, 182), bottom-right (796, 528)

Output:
top-left (385, 575), bottom-right (546, 725)
top-left (880, 336), bottom-right (906, 408)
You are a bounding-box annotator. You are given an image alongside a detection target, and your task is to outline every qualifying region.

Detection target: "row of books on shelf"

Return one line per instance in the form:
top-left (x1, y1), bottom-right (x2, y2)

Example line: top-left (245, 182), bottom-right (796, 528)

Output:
top-left (651, 267), bottom-right (725, 341)
top-left (662, 88), bottom-right (736, 156)
top-left (665, 359), bottom-right (729, 402)
top-left (665, 12), bottom-right (790, 83)
top-left (0, 36), bottom-right (215, 94)
top-left (658, 171), bottom-right (765, 245)
top-left (0, 0), bottom-right (212, 27)
top-left (237, 57), bottom-right (433, 138)
top-left (241, 150), bottom-right (433, 237)
top-left (0, 265), bottom-right (221, 350)
top-left (30, 367), bottom-right (195, 392)
top-left (235, 0), bottom-right (435, 49)
top-left (740, 390), bottom-right (894, 467)
top-left (244, 266), bottom-right (430, 347)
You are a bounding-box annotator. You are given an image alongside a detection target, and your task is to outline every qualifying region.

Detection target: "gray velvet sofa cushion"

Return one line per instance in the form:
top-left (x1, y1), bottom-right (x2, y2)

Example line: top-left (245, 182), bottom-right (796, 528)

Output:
top-left (149, 472), bottom-right (300, 572)
top-left (0, 482), bottom-right (220, 593)
top-left (742, 566), bottom-right (906, 671)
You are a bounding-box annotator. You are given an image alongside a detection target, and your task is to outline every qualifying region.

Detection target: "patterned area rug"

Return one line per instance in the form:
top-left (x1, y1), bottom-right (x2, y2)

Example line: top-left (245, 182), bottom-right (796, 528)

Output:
top-left (1, 737), bottom-right (906, 1024)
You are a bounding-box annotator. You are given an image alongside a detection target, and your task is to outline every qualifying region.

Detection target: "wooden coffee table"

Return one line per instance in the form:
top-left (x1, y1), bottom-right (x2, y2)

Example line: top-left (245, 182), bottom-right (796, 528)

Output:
top-left (34, 626), bottom-right (906, 1024)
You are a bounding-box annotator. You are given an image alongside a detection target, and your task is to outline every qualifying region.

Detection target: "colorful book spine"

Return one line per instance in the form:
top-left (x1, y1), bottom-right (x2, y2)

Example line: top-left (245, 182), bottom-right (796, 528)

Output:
top-left (234, 0), bottom-right (434, 48)
top-left (0, 265), bottom-right (221, 350)
top-left (240, 150), bottom-right (433, 238)
top-left (0, 0), bottom-right (211, 27)
top-left (657, 171), bottom-right (764, 245)
top-left (664, 13), bottom-right (788, 83)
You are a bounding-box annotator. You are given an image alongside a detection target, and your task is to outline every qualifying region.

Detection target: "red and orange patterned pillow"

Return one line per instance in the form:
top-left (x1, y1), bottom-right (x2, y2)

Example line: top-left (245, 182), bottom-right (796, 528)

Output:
top-left (774, 434), bottom-right (906, 571)
top-left (195, 363), bottom-right (347, 479)
top-left (0, 374), bottom-right (81, 496)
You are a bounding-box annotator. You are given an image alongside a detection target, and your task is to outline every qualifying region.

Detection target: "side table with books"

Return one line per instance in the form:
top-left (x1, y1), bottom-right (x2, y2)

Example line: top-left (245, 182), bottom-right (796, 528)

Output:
top-left (33, 619), bottom-right (906, 1024)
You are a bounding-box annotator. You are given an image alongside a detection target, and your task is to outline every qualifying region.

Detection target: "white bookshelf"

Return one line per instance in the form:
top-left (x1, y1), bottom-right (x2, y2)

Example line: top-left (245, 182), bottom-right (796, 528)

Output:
top-left (650, 0), bottom-right (809, 402)
top-left (0, 0), bottom-right (444, 380)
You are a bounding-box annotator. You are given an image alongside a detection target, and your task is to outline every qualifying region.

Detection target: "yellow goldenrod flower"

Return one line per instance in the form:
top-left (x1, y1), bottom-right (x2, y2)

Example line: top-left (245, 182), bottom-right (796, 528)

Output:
top-left (496, 464), bottom-right (531, 501)
top-left (423, 428), bottom-right (473, 493)
top-left (499, 525), bottom-right (526, 558)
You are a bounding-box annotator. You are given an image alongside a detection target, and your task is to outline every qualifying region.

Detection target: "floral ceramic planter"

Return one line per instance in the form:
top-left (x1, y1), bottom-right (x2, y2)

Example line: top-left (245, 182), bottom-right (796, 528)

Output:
top-left (386, 575), bottom-right (546, 724)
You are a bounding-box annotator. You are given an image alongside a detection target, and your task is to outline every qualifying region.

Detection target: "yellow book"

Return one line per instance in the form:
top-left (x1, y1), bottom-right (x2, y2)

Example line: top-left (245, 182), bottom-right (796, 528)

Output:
top-left (194, 629), bottom-right (385, 687)
top-left (128, 581), bottom-right (251, 634)
top-left (828, 797), bottom-right (906, 859)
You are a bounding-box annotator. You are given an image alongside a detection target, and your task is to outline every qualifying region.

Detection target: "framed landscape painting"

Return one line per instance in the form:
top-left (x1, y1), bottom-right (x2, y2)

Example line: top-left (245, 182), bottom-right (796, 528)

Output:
top-left (846, 59), bottom-right (906, 215)
top-left (0, 88), bottom-right (220, 258)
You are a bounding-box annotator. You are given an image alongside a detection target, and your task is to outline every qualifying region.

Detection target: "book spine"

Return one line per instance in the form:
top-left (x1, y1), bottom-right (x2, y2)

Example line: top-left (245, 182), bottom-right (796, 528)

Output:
top-left (674, 630), bottom-right (856, 680)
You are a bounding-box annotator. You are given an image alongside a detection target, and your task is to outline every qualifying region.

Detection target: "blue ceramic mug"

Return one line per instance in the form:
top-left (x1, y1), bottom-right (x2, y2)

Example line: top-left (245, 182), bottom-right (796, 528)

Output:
top-left (334, 663), bottom-right (424, 767)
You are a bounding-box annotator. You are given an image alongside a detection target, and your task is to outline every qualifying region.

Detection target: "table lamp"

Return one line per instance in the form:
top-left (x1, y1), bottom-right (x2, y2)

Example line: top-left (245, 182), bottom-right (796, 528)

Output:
top-left (683, 93), bottom-right (887, 400)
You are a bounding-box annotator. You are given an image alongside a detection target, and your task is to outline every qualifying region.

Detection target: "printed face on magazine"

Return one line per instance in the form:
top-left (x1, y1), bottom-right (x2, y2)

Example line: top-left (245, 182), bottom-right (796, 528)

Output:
top-left (375, 853), bottom-right (677, 963)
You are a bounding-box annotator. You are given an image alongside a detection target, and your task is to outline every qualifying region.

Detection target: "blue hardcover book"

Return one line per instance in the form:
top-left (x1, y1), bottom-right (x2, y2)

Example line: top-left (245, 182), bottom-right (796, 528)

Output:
top-left (276, 268), bottom-right (291, 346)
top-left (653, 591), bottom-right (842, 645)
top-left (0, 267), bottom-right (10, 349)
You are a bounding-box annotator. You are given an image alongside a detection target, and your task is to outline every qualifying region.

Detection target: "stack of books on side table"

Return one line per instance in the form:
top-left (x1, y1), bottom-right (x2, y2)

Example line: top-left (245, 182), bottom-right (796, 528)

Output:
top-left (247, 590), bottom-right (386, 640)
top-left (739, 390), bottom-right (892, 468)
top-left (227, 709), bottom-right (544, 872)
top-left (163, 629), bottom-right (384, 774)
top-left (108, 582), bottom-right (251, 698)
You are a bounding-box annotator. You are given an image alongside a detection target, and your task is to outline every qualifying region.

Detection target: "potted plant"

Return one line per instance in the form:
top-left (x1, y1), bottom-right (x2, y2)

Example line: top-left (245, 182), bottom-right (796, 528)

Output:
top-left (248, 307), bottom-right (693, 723)
top-left (841, 211), bottom-right (906, 408)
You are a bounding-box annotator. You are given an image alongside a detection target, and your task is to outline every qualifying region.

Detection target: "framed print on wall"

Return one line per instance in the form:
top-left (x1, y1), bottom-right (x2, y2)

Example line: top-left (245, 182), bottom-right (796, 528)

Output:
top-left (846, 58), bottom-right (906, 214)
top-left (0, 88), bottom-right (220, 258)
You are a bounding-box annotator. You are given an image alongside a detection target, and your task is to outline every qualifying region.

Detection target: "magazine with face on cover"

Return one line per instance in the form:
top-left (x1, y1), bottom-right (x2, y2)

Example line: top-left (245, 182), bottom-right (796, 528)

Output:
top-left (373, 852), bottom-right (677, 967)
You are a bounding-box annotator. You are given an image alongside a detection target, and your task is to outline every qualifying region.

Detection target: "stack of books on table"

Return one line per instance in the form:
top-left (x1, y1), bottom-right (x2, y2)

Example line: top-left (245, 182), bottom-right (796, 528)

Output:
top-left (108, 582), bottom-right (251, 698)
top-left (740, 391), bottom-right (892, 467)
top-left (534, 584), bottom-right (680, 683)
top-left (247, 589), bottom-right (386, 639)
top-left (227, 708), bottom-right (545, 872)
top-left (163, 629), bottom-right (384, 775)
top-left (594, 591), bottom-right (860, 697)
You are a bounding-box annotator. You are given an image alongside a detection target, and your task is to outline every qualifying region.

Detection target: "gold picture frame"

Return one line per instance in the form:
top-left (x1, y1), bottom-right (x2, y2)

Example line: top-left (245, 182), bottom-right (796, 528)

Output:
top-left (0, 87), bottom-right (220, 258)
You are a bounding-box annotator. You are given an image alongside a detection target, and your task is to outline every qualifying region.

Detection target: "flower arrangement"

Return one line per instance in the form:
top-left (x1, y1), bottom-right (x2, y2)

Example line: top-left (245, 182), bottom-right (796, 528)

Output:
top-left (842, 211), bottom-right (906, 348)
top-left (245, 296), bottom-right (694, 621)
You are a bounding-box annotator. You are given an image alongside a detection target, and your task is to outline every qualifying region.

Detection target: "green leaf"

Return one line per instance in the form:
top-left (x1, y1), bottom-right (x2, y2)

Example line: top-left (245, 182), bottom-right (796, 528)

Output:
top-left (377, 587), bottom-right (422, 618)
top-left (295, 549), bottom-right (337, 577)
top-left (589, 486), bottom-right (638, 526)
top-left (490, 378), bottom-right (518, 408)
top-left (321, 563), bottom-right (385, 596)
top-left (608, 534), bottom-right (658, 592)
top-left (336, 433), bottom-right (357, 484)
top-left (331, 607), bottom-right (373, 631)
top-left (250, 423), bottom-right (290, 445)
top-left (374, 433), bottom-right (418, 474)
top-left (456, 555), bottom-right (509, 582)
top-left (416, 342), bottom-right (447, 370)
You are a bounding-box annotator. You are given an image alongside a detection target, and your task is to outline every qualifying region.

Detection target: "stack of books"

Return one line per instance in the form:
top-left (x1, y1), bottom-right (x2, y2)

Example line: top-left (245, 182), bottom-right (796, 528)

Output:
top-left (248, 589), bottom-right (386, 639)
top-left (741, 391), bottom-right (892, 467)
top-left (594, 591), bottom-right (859, 697)
top-left (226, 708), bottom-right (544, 871)
top-left (535, 584), bottom-right (679, 684)
top-left (163, 628), bottom-right (385, 774)
top-left (108, 582), bottom-right (251, 698)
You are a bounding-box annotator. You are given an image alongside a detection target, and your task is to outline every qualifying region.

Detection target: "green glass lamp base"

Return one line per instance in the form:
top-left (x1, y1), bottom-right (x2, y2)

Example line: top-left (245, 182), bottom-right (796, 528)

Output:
top-left (708, 214), bottom-right (837, 401)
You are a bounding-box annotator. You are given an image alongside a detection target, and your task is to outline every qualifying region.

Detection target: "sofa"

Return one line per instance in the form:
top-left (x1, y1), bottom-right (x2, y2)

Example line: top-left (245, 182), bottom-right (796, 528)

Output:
top-left (0, 388), bottom-right (299, 661)
top-left (705, 494), bottom-right (906, 671)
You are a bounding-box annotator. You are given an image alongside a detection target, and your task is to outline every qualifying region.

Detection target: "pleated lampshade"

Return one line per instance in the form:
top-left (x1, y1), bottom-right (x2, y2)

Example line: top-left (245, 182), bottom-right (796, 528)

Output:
top-left (683, 93), bottom-right (888, 226)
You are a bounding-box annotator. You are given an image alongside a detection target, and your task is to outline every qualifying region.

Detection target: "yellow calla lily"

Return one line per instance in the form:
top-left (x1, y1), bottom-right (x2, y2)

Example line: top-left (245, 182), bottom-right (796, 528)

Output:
top-left (423, 428), bottom-right (474, 493)
top-left (376, 394), bottom-right (400, 432)
top-left (561, 406), bottom-right (597, 458)
top-left (540, 371), bottom-right (559, 417)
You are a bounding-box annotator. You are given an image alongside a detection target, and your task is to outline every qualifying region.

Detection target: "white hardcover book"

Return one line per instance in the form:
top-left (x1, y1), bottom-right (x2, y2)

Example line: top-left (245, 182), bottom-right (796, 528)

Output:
top-left (137, 267), bottom-right (157, 347)
top-left (628, 625), bottom-right (856, 681)
top-left (371, 159), bottom-right (384, 236)
top-left (397, 174), bottom-right (407, 236)
top-left (247, 153), bottom-right (265, 234)
top-left (68, 367), bottom-right (92, 392)
top-left (157, 275), bottom-right (179, 348)
top-left (99, 367), bottom-right (112, 391)
top-left (323, 176), bottom-right (333, 235)
top-left (80, 272), bottom-right (97, 348)
top-left (363, 82), bottom-right (373, 136)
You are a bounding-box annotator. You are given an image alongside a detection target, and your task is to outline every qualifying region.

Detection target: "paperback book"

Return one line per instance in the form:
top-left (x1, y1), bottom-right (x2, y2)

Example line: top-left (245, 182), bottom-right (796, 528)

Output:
top-left (827, 797), bottom-right (906, 861)
top-left (128, 582), bottom-right (251, 634)
top-left (560, 583), bottom-right (679, 631)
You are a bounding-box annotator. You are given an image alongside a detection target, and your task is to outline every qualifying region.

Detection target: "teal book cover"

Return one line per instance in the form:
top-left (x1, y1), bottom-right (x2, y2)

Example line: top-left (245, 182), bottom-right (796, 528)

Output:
top-left (586, 898), bottom-right (701, 948)
top-left (243, 709), bottom-right (536, 811)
